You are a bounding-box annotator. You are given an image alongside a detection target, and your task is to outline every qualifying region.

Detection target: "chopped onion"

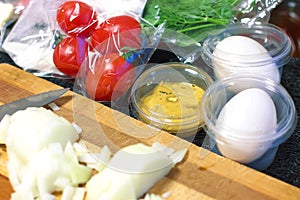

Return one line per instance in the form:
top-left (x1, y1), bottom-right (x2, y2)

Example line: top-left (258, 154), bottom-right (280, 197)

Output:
top-left (85, 142), bottom-right (187, 200)
top-left (62, 186), bottom-right (85, 200)
top-left (77, 145), bottom-right (111, 172)
top-left (4, 107), bottom-right (90, 199)
top-left (97, 145), bottom-right (112, 166)
top-left (170, 148), bottom-right (188, 163)
top-left (72, 122), bottom-right (83, 134)
top-left (10, 142), bottom-right (92, 198)
top-left (4, 107), bottom-right (188, 199)
top-left (78, 152), bottom-right (102, 163)
top-left (73, 142), bottom-right (89, 155)
top-left (140, 191), bottom-right (172, 200)
top-left (5, 107), bottom-right (79, 163)
top-left (40, 193), bottom-right (56, 200)
top-left (161, 191), bottom-right (172, 199)
top-left (151, 142), bottom-right (174, 156)
top-left (0, 114), bottom-right (11, 144)
top-left (142, 193), bottom-right (163, 200)
top-left (47, 102), bottom-right (60, 111)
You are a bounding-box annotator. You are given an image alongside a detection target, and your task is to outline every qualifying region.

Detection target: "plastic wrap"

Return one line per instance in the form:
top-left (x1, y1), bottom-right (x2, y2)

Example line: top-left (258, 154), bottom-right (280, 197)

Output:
top-left (2, 0), bottom-right (283, 79)
top-left (2, 0), bottom-right (158, 78)
top-left (143, 0), bottom-right (284, 43)
top-left (73, 16), bottom-right (165, 104)
top-left (0, 0), bottom-right (29, 50)
top-left (141, 0), bottom-right (285, 66)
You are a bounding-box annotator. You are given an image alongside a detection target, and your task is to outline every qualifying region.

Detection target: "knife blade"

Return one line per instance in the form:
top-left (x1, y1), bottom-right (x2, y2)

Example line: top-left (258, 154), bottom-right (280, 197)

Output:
top-left (0, 88), bottom-right (69, 119)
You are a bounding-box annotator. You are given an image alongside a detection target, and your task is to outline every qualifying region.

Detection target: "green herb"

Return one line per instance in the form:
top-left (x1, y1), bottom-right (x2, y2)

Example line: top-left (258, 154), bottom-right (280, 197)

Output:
top-left (143, 0), bottom-right (240, 44)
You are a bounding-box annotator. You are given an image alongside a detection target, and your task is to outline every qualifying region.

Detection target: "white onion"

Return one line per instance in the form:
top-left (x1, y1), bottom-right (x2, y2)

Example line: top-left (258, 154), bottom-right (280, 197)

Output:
top-left (72, 122), bottom-right (83, 134)
top-left (5, 107), bottom-right (79, 163)
top-left (3, 107), bottom-right (91, 199)
top-left (62, 186), bottom-right (86, 200)
top-left (73, 142), bottom-right (112, 172)
top-left (161, 191), bottom-right (172, 199)
top-left (142, 193), bottom-right (163, 200)
top-left (47, 102), bottom-right (60, 111)
top-left (0, 114), bottom-right (11, 144)
top-left (86, 143), bottom-right (187, 200)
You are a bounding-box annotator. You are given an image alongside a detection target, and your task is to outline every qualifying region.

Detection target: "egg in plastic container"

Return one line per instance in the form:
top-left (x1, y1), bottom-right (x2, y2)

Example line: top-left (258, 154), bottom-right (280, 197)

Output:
top-left (200, 75), bottom-right (297, 170)
top-left (201, 23), bottom-right (293, 83)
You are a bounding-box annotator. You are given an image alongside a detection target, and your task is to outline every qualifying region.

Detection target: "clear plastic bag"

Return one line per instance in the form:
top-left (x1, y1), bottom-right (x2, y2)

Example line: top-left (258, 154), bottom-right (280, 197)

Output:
top-left (2, 0), bottom-right (160, 78)
top-left (2, 0), bottom-right (64, 76)
top-left (2, 0), bottom-right (282, 78)
top-left (0, 0), bottom-right (29, 50)
top-left (142, 0), bottom-right (283, 47)
top-left (73, 15), bottom-right (165, 104)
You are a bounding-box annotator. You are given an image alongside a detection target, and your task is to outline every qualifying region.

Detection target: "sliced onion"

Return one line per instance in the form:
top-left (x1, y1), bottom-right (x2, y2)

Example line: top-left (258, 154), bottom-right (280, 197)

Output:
top-left (151, 142), bottom-right (174, 156)
top-left (72, 122), bottom-right (82, 134)
top-left (85, 142), bottom-right (187, 200)
top-left (142, 193), bottom-right (163, 200)
top-left (0, 114), bottom-right (11, 144)
top-left (48, 102), bottom-right (60, 111)
top-left (62, 186), bottom-right (85, 200)
top-left (161, 191), bottom-right (172, 199)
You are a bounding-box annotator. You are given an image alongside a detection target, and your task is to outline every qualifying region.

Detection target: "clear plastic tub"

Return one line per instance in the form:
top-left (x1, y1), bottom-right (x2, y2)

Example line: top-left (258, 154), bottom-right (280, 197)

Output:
top-left (201, 23), bottom-right (293, 83)
top-left (130, 62), bottom-right (213, 138)
top-left (200, 75), bottom-right (297, 170)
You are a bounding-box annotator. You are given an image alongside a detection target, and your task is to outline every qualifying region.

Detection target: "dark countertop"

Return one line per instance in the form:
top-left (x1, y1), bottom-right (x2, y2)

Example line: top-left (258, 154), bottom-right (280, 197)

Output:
top-left (267, 58), bottom-right (300, 187)
top-left (0, 51), bottom-right (299, 188)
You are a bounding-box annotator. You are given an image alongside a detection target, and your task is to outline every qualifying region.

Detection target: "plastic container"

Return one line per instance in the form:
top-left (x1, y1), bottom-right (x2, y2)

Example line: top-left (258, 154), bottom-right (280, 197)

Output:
top-left (201, 23), bottom-right (293, 83)
top-left (200, 75), bottom-right (297, 171)
top-left (130, 62), bottom-right (213, 138)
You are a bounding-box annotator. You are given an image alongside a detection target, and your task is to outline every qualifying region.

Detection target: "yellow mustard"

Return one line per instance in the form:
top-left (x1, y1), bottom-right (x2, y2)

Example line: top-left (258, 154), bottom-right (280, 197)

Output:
top-left (139, 81), bottom-right (205, 133)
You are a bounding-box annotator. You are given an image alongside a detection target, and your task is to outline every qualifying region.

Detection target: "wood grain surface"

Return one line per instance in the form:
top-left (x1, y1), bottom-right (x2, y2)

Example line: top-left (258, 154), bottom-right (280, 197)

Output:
top-left (0, 63), bottom-right (299, 200)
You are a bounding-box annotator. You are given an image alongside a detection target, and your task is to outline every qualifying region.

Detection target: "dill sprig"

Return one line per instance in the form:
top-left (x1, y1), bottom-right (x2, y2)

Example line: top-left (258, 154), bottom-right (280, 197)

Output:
top-left (143, 0), bottom-right (240, 43)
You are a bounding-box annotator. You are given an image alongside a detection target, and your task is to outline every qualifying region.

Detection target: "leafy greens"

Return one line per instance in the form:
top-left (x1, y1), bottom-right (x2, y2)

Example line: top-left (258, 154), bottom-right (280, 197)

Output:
top-left (143, 0), bottom-right (240, 43)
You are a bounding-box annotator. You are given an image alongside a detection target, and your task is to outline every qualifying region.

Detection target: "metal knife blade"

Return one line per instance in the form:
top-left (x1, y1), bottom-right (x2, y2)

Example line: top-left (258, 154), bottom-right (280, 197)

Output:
top-left (0, 88), bottom-right (69, 119)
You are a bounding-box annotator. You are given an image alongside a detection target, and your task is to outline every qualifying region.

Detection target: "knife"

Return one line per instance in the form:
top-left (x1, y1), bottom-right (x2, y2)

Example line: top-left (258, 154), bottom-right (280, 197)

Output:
top-left (0, 88), bottom-right (69, 119)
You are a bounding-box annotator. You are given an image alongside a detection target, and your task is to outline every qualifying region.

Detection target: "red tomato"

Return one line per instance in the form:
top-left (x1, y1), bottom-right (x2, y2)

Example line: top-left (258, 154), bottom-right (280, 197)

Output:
top-left (53, 36), bottom-right (88, 78)
top-left (91, 15), bottom-right (142, 53)
top-left (85, 53), bottom-right (134, 101)
top-left (56, 1), bottom-right (98, 38)
top-left (17, 0), bottom-right (30, 7)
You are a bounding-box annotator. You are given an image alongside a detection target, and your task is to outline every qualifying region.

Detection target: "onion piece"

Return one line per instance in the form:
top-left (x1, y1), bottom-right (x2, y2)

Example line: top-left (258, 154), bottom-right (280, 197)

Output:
top-left (72, 122), bottom-right (83, 134)
top-left (40, 193), bottom-right (56, 200)
top-left (77, 145), bottom-right (111, 172)
top-left (151, 142), bottom-right (174, 156)
top-left (161, 191), bottom-right (172, 199)
top-left (85, 142), bottom-right (187, 200)
top-left (11, 142), bottom-right (92, 198)
top-left (73, 142), bottom-right (89, 155)
top-left (62, 186), bottom-right (85, 200)
top-left (170, 148), bottom-right (188, 163)
top-left (4, 107), bottom-right (90, 199)
top-left (142, 193), bottom-right (163, 200)
top-left (5, 107), bottom-right (79, 164)
top-left (0, 114), bottom-right (11, 144)
top-left (47, 102), bottom-right (60, 111)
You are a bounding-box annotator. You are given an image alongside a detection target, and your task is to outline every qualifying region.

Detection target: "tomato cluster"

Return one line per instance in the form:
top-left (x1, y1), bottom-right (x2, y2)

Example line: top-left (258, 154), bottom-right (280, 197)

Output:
top-left (53, 1), bottom-right (142, 101)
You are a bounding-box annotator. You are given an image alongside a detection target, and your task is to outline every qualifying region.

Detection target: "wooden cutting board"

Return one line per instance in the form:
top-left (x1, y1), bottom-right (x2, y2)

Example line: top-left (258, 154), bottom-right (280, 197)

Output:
top-left (0, 63), bottom-right (299, 200)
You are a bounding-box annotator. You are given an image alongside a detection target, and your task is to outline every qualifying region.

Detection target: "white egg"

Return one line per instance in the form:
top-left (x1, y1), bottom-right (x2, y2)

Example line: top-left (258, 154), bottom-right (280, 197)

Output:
top-left (213, 36), bottom-right (280, 83)
top-left (215, 88), bottom-right (277, 163)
